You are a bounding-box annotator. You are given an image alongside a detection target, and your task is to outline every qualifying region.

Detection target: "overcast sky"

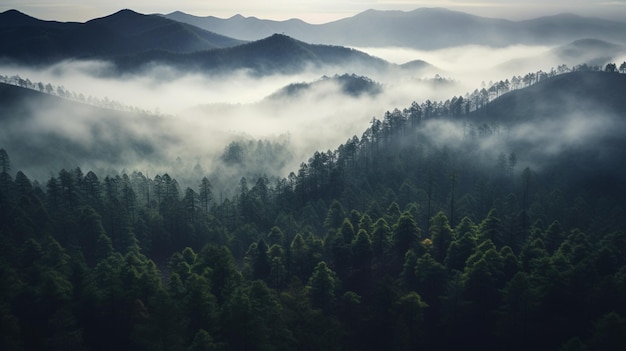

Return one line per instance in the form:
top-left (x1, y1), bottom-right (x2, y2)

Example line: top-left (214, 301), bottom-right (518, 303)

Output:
top-left (2, 0), bottom-right (626, 23)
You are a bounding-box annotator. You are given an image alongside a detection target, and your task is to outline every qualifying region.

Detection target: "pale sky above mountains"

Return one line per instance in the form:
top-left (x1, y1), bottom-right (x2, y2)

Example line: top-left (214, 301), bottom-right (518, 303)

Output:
top-left (2, 0), bottom-right (626, 23)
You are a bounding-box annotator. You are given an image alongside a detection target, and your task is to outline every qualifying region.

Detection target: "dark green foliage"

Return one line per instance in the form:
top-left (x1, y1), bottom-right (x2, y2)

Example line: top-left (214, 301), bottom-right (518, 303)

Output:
top-left (307, 261), bottom-right (337, 313)
top-left (2, 71), bottom-right (626, 350)
top-left (588, 312), bottom-right (626, 351)
top-left (429, 211), bottom-right (454, 263)
top-left (0, 157), bottom-right (622, 351)
top-left (391, 212), bottom-right (421, 273)
top-left (324, 200), bottom-right (345, 230)
top-left (252, 239), bottom-right (271, 281)
top-left (187, 329), bottom-right (219, 351)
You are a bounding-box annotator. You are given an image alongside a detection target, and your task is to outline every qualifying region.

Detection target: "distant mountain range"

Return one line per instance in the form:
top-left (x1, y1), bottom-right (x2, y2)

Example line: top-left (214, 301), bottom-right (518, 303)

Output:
top-left (0, 9), bottom-right (436, 76)
top-left (165, 8), bottom-right (626, 49)
top-left (1, 8), bottom-right (624, 75)
top-left (111, 33), bottom-right (397, 75)
top-left (0, 9), bottom-right (243, 64)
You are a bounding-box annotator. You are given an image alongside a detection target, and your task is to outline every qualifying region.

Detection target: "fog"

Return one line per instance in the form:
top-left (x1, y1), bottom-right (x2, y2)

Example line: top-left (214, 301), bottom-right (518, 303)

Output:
top-left (0, 58), bottom-right (464, 185)
top-left (356, 44), bottom-right (564, 88)
top-left (1, 42), bottom-right (622, 191)
top-left (420, 110), bottom-right (625, 168)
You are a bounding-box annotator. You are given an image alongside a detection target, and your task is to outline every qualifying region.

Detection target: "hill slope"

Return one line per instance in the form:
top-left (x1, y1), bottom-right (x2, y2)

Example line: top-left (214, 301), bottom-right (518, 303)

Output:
top-left (472, 71), bottom-right (626, 122)
top-left (0, 9), bottom-right (244, 64)
top-left (0, 82), bottom-right (173, 178)
top-left (460, 71), bottom-right (626, 198)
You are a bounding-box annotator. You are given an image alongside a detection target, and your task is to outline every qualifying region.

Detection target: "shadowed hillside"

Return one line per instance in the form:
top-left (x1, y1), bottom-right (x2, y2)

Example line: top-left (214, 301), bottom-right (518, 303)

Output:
top-left (0, 82), bottom-right (171, 178)
top-left (0, 9), bottom-right (244, 64)
top-left (113, 33), bottom-right (391, 75)
top-left (473, 71), bottom-right (626, 121)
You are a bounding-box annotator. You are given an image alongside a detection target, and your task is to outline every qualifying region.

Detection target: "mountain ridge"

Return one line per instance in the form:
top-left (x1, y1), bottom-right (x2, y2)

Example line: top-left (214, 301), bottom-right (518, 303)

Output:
top-left (111, 33), bottom-right (394, 75)
top-left (267, 74), bottom-right (383, 99)
top-left (471, 71), bottom-right (626, 123)
top-left (165, 7), bottom-right (626, 49)
top-left (0, 9), bottom-right (244, 64)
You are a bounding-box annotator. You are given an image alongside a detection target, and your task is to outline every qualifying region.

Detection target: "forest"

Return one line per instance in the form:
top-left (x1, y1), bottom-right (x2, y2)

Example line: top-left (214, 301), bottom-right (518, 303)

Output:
top-left (1, 69), bottom-right (626, 351)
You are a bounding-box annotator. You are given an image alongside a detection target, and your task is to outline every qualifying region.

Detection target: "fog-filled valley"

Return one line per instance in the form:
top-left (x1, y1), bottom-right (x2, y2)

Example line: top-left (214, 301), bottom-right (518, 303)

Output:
top-left (2, 37), bottom-right (624, 190)
top-left (2, 6), bottom-right (626, 351)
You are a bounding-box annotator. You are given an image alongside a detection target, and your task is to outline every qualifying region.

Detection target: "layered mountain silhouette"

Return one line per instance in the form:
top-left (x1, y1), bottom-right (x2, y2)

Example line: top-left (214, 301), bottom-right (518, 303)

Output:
top-left (165, 11), bottom-right (312, 42)
top-left (0, 9), bottom-right (430, 76)
top-left (5, 8), bottom-right (623, 76)
top-left (0, 9), bottom-right (244, 64)
top-left (165, 8), bottom-right (626, 49)
top-left (112, 34), bottom-right (392, 75)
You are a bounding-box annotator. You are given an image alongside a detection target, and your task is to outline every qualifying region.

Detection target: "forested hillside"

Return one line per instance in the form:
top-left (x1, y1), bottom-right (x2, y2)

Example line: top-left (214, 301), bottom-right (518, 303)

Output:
top-left (1, 71), bottom-right (626, 351)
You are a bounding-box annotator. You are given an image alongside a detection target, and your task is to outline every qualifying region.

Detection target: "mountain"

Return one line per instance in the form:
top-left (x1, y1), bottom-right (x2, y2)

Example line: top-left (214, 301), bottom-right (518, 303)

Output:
top-left (399, 60), bottom-right (433, 71)
top-left (473, 70), bottom-right (626, 123)
top-left (0, 8), bottom-right (71, 27)
top-left (0, 9), bottom-right (433, 76)
top-left (551, 38), bottom-right (624, 66)
top-left (0, 82), bottom-right (172, 179)
top-left (165, 11), bottom-right (312, 41)
top-left (520, 13), bottom-right (626, 44)
top-left (466, 71), bottom-right (626, 194)
top-left (166, 8), bottom-right (626, 49)
top-left (268, 74), bottom-right (383, 99)
top-left (315, 8), bottom-right (518, 48)
top-left (112, 33), bottom-right (392, 75)
top-left (0, 9), bottom-right (244, 64)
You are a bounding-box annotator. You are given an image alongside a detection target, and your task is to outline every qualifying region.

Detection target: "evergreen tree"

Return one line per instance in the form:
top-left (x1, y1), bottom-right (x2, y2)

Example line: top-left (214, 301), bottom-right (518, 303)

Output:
top-left (430, 211), bottom-right (454, 263)
top-left (392, 212), bottom-right (421, 272)
top-left (308, 261), bottom-right (337, 313)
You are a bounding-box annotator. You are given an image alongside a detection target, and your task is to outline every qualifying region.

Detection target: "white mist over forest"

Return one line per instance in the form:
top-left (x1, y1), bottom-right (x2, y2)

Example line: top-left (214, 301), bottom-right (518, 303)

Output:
top-left (1, 40), bottom-right (624, 190)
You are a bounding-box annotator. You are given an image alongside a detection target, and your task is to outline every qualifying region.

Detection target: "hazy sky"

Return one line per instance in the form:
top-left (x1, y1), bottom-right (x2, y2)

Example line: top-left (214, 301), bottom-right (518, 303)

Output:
top-left (2, 0), bottom-right (626, 23)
